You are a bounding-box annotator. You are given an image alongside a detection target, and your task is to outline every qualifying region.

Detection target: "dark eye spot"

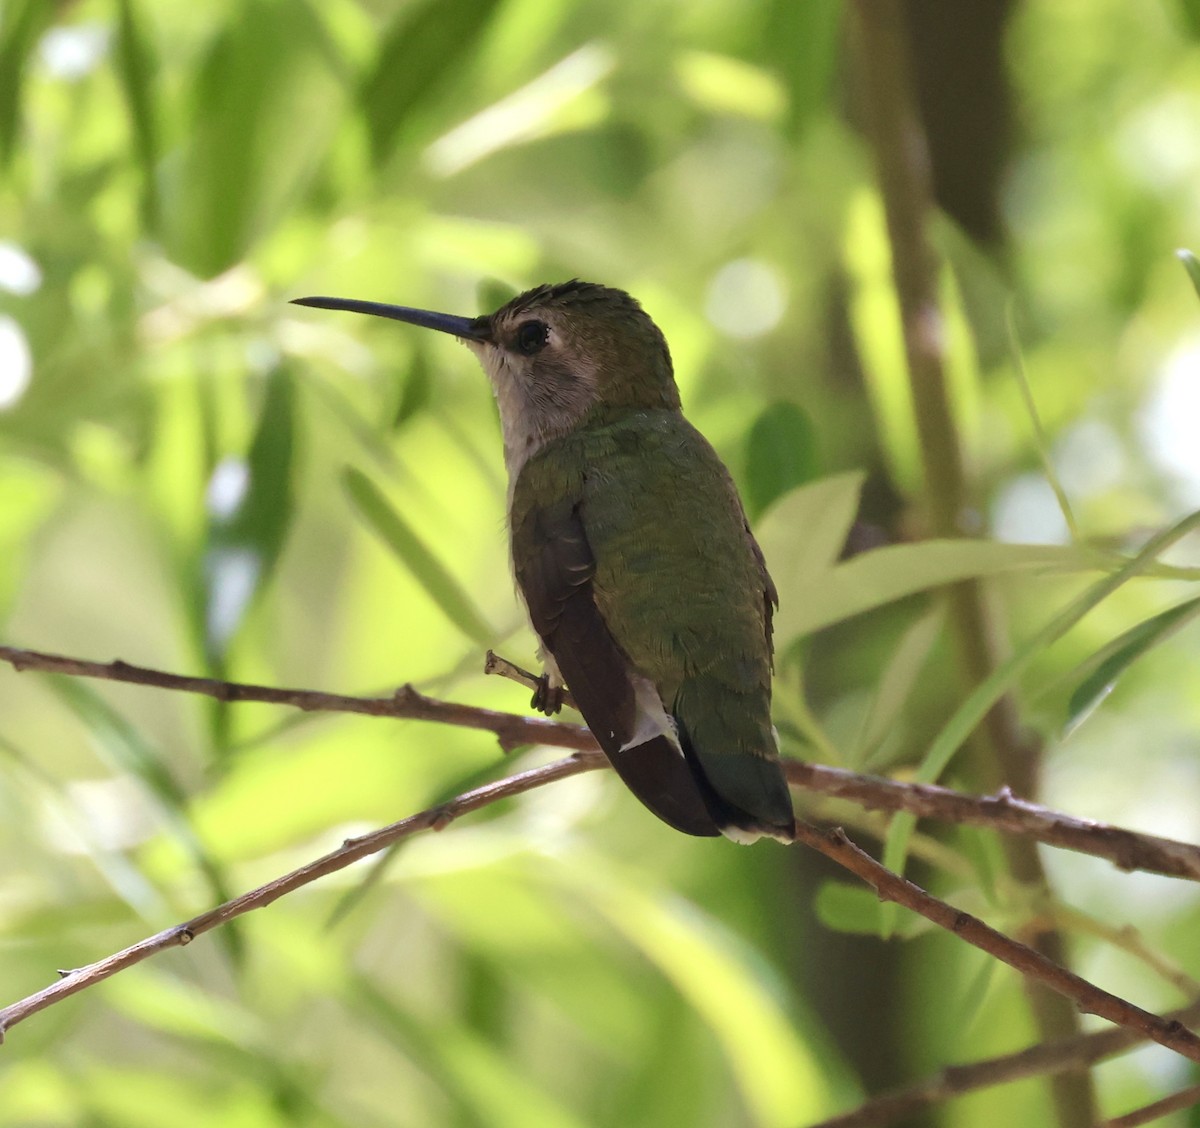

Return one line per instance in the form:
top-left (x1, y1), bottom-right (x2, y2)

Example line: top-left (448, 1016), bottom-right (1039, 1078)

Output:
top-left (515, 320), bottom-right (549, 355)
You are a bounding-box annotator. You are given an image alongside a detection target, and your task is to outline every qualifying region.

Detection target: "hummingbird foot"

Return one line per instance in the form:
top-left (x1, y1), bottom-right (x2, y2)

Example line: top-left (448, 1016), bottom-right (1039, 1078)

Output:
top-left (530, 674), bottom-right (565, 716)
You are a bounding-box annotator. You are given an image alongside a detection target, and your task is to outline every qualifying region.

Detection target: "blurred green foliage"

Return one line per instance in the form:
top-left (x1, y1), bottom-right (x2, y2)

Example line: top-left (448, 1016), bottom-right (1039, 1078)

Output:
top-left (4, 1), bottom-right (1200, 1125)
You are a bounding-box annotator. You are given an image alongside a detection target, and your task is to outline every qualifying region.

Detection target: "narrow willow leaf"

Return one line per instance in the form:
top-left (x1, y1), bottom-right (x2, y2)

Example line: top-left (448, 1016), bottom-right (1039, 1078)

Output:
top-left (163, 0), bottom-right (344, 276)
top-left (114, 0), bottom-right (161, 229)
top-left (565, 859), bottom-right (836, 1126)
top-left (393, 346), bottom-right (433, 430)
top-left (48, 679), bottom-right (241, 961)
top-left (350, 975), bottom-right (586, 1128)
top-left (950, 952), bottom-right (1003, 1038)
top-left (107, 970), bottom-right (265, 1047)
top-left (852, 606), bottom-right (944, 768)
top-left (881, 508), bottom-right (1200, 934)
top-left (1177, 248), bottom-right (1200, 301)
top-left (203, 366), bottom-right (296, 663)
top-left (1065, 595), bottom-right (1200, 735)
top-left (343, 466), bottom-right (495, 645)
top-left (0, 0), bottom-right (51, 166)
top-left (361, 0), bottom-right (503, 165)
top-left (773, 537), bottom-right (1104, 648)
top-left (1006, 303), bottom-right (1079, 540)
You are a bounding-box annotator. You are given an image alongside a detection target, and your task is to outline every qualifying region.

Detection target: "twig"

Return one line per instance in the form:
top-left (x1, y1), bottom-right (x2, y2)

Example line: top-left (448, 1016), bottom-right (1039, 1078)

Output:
top-left (3, 765), bottom-right (1197, 1071)
top-left (1040, 906), bottom-right (1200, 998)
top-left (810, 999), bottom-right (1200, 1128)
top-left (1103, 1084), bottom-right (1200, 1128)
top-left (4, 644), bottom-right (1200, 883)
top-left (0, 751), bottom-right (605, 1041)
top-left (788, 765), bottom-right (1200, 883)
top-left (791, 820), bottom-right (1200, 1064)
top-left (1, 731), bottom-right (1197, 1069)
top-left (0, 644), bottom-right (595, 754)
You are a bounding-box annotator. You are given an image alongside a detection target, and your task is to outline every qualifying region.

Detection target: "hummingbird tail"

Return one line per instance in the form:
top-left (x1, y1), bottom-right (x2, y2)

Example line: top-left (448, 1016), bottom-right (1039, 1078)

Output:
top-left (673, 683), bottom-right (796, 843)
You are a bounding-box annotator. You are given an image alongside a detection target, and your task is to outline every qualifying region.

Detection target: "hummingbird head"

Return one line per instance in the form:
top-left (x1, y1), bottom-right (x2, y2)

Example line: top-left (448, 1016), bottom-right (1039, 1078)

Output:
top-left (293, 281), bottom-right (681, 474)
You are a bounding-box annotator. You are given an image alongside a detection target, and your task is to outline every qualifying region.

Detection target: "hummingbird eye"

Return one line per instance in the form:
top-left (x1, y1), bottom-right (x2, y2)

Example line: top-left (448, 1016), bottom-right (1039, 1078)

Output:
top-left (514, 319), bottom-right (549, 355)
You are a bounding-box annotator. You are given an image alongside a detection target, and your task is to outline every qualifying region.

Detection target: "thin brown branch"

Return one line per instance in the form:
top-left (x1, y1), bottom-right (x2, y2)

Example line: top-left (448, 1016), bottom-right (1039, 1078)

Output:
top-left (810, 999), bottom-right (1200, 1128)
top-left (788, 764), bottom-right (1200, 883)
top-left (0, 644), bottom-right (596, 754)
top-left (2, 744), bottom-right (1196, 1074)
top-left (1041, 906), bottom-right (1200, 999)
top-left (4, 644), bottom-right (1200, 883)
top-left (0, 750), bottom-right (605, 1041)
top-left (1103, 1084), bottom-right (1200, 1128)
top-left (791, 820), bottom-right (1200, 1064)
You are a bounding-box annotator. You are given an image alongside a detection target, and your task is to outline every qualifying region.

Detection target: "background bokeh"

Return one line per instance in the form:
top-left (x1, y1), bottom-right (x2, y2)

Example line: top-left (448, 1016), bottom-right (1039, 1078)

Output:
top-left (4, 1), bottom-right (1200, 1124)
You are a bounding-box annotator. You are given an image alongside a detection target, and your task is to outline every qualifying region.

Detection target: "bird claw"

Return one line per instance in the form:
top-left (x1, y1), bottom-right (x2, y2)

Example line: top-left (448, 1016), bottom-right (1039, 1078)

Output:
top-left (531, 674), bottom-right (565, 716)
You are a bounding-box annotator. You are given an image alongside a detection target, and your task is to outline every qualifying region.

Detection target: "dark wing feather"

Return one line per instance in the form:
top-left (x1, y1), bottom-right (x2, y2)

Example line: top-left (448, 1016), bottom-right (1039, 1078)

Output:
top-left (516, 497), bottom-right (721, 837)
top-left (748, 521), bottom-right (779, 663)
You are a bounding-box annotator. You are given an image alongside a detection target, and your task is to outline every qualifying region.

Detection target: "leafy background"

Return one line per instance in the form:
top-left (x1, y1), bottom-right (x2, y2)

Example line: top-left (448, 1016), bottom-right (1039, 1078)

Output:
top-left (3, 0), bottom-right (1200, 1124)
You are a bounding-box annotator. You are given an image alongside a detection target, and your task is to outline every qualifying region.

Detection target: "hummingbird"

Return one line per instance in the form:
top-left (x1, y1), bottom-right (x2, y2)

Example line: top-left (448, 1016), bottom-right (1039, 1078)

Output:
top-left (293, 281), bottom-right (795, 843)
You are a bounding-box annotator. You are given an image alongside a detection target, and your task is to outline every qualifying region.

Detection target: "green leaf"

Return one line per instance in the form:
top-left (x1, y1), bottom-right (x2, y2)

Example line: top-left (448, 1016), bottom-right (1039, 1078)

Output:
top-left (114, 0), bottom-right (161, 230)
top-left (361, 0), bottom-right (503, 166)
top-left (0, 0), bottom-right (52, 166)
top-left (772, 536), bottom-right (1106, 648)
top-left (756, 471), bottom-right (865, 597)
top-left (1065, 595), bottom-right (1200, 735)
top-left (852, 606), bottom-right (944, 768)
top-left (47, 679), bottom-right (240, 959)
top-left (880, 508), bottom-right (1200, 933)
top-left (1006, 304), bottom-right (1079, 539)
top-left (161, 0), bottom-right (346, 277)
top-left (1177, 248), bottom-right (1200, 302)
top-left (51, 679), bottom-right (187, 811)
top-left (343, 466), bottom-right (495, 645)
top-left (107, 969), bottom-right (266, 1047)
top-left (392, 346), bottom-right (434, 430)
top-left (563, 858), bottom-right (837, 1126)
top-left (202, 365), bottom-right (297, 663)
top-left (949, 952), bottom-right (1003, 1037)
top-left (814, 880), bottom-right (927, 938)
top-left (814, 880), bottom-right (881, 934)
top-left (1181, 1), bottom-right (1200, 37)
top-left (743, 401), bottom-right (820, 521)
top-left (351, 975), bottom-right (587, 1128)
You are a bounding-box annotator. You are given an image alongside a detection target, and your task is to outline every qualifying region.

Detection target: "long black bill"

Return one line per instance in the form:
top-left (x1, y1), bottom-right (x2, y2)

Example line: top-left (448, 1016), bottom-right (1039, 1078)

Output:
top-left (290, 296), bottom-right (491, 342)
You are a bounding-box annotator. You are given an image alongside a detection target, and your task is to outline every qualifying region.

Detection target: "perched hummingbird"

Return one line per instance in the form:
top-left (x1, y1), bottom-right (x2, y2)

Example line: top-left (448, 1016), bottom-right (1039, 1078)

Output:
top-left (293, 281), bottom-right (795, 843)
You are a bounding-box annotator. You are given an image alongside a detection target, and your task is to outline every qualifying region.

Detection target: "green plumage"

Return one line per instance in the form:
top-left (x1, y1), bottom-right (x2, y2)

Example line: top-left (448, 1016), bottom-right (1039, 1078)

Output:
top-left (511, 406), bottom-right (793, 837)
